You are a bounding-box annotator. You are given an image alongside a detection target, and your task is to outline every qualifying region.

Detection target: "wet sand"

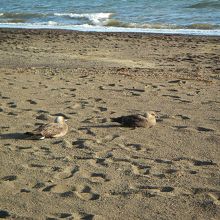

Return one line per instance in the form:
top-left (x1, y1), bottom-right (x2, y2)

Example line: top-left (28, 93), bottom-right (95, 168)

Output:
top-left (0, 28), bottom-right (220, 219)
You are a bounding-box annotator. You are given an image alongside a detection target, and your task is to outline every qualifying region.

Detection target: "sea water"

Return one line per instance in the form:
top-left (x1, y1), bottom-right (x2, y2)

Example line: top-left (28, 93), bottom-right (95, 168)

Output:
top-left (0, 0), bottom-right (220, 35)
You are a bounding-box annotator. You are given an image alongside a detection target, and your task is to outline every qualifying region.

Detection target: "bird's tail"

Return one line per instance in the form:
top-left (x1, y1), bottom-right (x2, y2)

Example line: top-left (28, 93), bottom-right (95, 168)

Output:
top-left (24, 132), bottom-right (44, 140)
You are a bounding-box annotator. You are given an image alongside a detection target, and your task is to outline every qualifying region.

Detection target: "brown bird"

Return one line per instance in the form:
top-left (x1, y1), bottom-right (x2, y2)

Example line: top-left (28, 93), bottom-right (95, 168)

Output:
top-left (111, 111), bottom-right (156, 128)
top-left (26, 116), bottom-right (68, 139)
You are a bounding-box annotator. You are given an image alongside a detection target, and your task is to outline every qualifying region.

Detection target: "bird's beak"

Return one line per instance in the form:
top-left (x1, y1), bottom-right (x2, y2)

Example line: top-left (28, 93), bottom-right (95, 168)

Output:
top-left (65, 119), bottom-right (68, 122)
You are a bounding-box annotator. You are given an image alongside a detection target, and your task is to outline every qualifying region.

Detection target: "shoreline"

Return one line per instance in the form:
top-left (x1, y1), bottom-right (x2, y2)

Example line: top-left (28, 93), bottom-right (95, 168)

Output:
top-left (0, 27), bottom-right (220, 219)
top-left (0, 25), bottom-right (220, 37)
top-left (1, 27), bottom-right (220, 40)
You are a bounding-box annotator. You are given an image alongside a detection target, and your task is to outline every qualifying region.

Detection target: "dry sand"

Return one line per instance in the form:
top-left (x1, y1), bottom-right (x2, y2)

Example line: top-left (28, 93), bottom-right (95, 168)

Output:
top-left (0, 28), bottom-right (220, 219)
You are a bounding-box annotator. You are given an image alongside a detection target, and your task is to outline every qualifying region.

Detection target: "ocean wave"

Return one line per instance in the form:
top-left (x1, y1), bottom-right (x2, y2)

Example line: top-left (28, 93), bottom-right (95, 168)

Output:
top-left (187, 0), bottom-right (220, 9)
top-left (104, 20), bottom-right (220, 30)
top-left (186, 23), bottom-right (220, 30)
top-left (1, 11), bottom-right (219, 31)
top-left (0, 12), bottom-right (47, 19)
top-left (105, 21), bottom-right (178, 29)
top-left (1, 14), bottom-right (219, 31)
top-left (0, 19), bottom-right (26, 23)
top-left (54, 12), bottom-right (113, 25)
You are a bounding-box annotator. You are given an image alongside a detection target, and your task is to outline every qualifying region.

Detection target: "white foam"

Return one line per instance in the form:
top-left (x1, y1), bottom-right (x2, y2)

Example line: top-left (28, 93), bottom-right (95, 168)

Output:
top-left (54, 12), bottom-right (113, 25)
top-left (0, 13), bottom-right (3, 16)
top-left (0, 22), bottom-right (220, 36)
top-left (47, 21), bottom-right (58, 26)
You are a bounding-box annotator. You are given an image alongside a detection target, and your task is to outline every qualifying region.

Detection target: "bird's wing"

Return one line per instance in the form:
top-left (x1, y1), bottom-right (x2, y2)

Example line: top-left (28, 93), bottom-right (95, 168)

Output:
top-left (39, 123), bottom-right (64, 138)
top-left (32, 123), bottom-right (50, 133)
top-left (25, 123), bottom-right (49, 138)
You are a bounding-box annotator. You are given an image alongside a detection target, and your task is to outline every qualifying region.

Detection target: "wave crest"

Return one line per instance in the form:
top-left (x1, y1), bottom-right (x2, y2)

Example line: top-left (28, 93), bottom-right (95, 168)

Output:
top-left (54, 12), bottom-right (113, 25)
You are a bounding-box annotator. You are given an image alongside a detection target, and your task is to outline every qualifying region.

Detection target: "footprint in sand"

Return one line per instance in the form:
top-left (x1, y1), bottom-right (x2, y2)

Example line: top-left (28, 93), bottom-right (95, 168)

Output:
top-left (20, 188), bottom-right (31, 193)
top-left (168, 79), bottom-right (186, 84)
top-left (7, 101), bottom-right (17, 108)
top-left (90, 172), bottom-right (110, 183)
top-left (97, 106), bottom-right (108, 112)
top-left (1, 175), bottom-right (17, 181)
top-left (162, 94), bottom-right (181, 99)
top-left (16, 145), bottom-right (32, 151)
top-left (192, 159), bottom-right (216, 166)
top-left (48, 184), bottom-right (77, 198)
top-left (2, 96), bottom-right (10, 100)
top-left (179, 99), bottom-right (192, 103)
top-left (103, 134), bottom-right (120, 142)
top-left (167, 89), bottom-right (178, 92)
top-left (48, 212), bottom-right (95, 220)
top-left (29, 163), bottom-right (46, 168)
top-left (42, 184), bottom-right (57, 192)
top-left (176, 114), bottom-right (191, 120)
top-left (154, 159), bottom-right (173, 164)
top-left (33, 181), bottom-right (77, 198)
top-left (94, 116), bottom-right (108, 123)
top-left (72, 138), bottom-right (93, 149)
top-left (54, 165), bottom-right (80, 179)
top-left (32, 182), bottom-right (46, 189)
top-left (79, 127), bottom-right (96, 136)
top-left (110, 185), bottom-right (175, 198)
top-left (75, 185), bottom-right (100, 201)
top-left (79, 100), bottom-right (91, 109)
top-left (131, 163), bottom-right (151, 176)
top-left (191, 188), bottom-right (220, 205)
top-left (127, 143), bottom-right (142, 151)
top-left (196, 126), bottom-right (214, 132)
top-left (7, 112), bottom-right (18, 116)
top-left (172, 125), bottom-right (189, 130)
top-left (81, 117), bottom-right (95, 123)
top-left (26, 99), bottom-right (38, 105)
top-left (52, 213), bottom-right (73, 219)
top-left (36, 113), bottom-right (51, 121)
top-left (137, 185), bottom-right (175, 195)
top-left (164, 169), bottom-right (179, 174)
top-left (90, 158), bottom-right (109, 167)
top-left (52, 140), bottom-right (72, 149)
top-left (94, 97), bottom-right (105, 103)
top-left (208, 192), bottom-right (220, 205)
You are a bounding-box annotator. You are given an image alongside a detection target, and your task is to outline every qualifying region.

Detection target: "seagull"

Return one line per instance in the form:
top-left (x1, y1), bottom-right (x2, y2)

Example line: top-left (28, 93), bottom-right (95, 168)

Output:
top-left (25, 116), bottom-right (68, 139)
top-left (111, 111), bottom-right (156, 128)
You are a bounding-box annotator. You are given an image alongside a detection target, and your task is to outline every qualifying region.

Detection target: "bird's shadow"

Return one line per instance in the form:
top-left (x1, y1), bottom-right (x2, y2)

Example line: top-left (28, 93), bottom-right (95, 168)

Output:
top-left (80, 124), bottom-right (136, 130)
top-left (81, 124), bottom-right (121, 129)
top-left (0, 132), bottom-right (30, 140)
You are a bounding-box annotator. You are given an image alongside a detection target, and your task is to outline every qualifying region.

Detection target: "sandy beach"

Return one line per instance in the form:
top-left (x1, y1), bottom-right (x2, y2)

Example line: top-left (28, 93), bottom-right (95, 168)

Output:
top-left (0, 28), bottom-right (220, 219)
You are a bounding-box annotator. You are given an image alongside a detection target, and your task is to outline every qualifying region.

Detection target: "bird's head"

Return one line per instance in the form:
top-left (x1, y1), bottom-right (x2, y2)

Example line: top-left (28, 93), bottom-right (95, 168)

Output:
top-left (54, 116), bottom-right (66, 124)
top-left (144, 111), bottom-right (157, 119)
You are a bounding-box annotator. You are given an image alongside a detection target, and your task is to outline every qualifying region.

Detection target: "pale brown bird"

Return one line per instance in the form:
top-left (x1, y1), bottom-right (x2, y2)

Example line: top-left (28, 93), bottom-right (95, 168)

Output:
top-left (111, 111), bottom-right (156, 128)
top-left (26, 116), bottom-right (68, 139)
